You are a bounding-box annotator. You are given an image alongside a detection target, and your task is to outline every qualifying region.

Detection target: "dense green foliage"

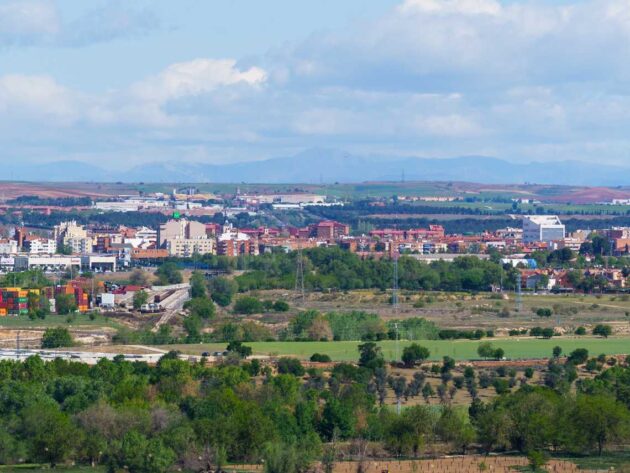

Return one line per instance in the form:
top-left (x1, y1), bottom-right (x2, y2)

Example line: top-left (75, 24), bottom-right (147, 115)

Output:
top-left (233, 247), bottom-right (511, 293)
top-left (0, 345), bottom-right (626, 469)
top-left (41, 327), bottom-right (74, 348)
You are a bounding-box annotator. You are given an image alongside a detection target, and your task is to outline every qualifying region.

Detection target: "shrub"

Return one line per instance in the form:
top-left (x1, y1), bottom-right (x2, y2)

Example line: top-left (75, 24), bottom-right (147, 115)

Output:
top-left (310, 353), bottom-right (332, 363)
top-left (493, 378), bottom-right (510, 394)
top-left (401, 343), bottom-right (431, 367)
top-left (277, 357), bottom-right (306, 376)
top-left (593, 324), bottom-right (612, 338)
top-left (567, 348), bottom-right (589, 365)
top-left (575, 326), bottom-right (586, 335)
top-left (233, 296), bottom-right (264, 315)
top-left (41, 327), bottom-right (74, 348)
top-left (273, 300), bottom-right (290, 312)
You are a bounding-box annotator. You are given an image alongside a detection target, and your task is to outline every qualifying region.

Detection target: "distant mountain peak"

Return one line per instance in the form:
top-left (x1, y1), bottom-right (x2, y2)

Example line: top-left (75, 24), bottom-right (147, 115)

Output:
top-left (6, 151), bottom-right (630, 185)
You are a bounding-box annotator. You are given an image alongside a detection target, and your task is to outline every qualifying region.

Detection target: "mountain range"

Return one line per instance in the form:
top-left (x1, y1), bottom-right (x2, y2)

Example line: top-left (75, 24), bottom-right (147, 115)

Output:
top-left (3, 149), bottom-right (629, 186)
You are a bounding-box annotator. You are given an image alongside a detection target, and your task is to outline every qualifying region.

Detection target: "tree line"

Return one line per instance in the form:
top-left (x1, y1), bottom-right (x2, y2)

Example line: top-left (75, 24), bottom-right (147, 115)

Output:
top-left (0, 345), bottom-right (627, 471)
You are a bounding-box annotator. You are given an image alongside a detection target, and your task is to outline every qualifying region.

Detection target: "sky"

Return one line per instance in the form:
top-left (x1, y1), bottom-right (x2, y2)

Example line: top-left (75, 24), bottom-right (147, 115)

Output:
top-left (2, 0), bottom-right (630, 169)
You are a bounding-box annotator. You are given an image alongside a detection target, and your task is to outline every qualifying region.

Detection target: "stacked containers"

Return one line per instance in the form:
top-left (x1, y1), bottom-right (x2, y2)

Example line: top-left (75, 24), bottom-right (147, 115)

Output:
top-left (75, 287), bottom-right (89, 312)
top-left (0, 287), bottom-right (28, 316)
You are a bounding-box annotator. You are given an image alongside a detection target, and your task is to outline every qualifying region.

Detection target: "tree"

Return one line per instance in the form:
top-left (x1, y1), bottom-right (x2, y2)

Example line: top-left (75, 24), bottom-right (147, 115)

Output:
top-left (41, 327), bottom-right (74, 348)
top-left (133, 290), bottom-right (149, 310)
top-left (227, 340), bottom-right (252, 358)
top-left (21, 402), bottom-right (76, 467)
top-left (493, 348), bottom-right (505, 360)
top-left (422, 383), bottom-right (434, 403)
top-left (310, 353), bottom-right (331, 362)
top-left (27, 292), bottom-right (49, 319)
top-left (401, 343), bottom-right (431, 367)
top-left (541, 327), bottom-right (555, 339)
top-left (209, 276), bottom-right (238, 306)
top-left (358, 342), bottom-right (384, 370)
top-left (593, 324), bottom-right (612, 338)
top-left (527, 450), bottom-right (548, 471)
top-left (233, 296), bottom-right (264, 314)
top-left (571, 395), bottom-right (630, 455)
top-left (155, 262), bottom-right (183, 285)
top-left (567, 348), bottom-right (588, 365)
top-left (277, 358), bottom-right (305, 377)
top-left (183, 314), bottom-right (202, 342)
top-left (477, 342), bottom-right (495, 359)
top-left (262, 441), bottom-right (314, 473)
top-left (553, 346), bottom-right (563, 358)
top-left (55, 293), bottom-right (76, 315)
top-left (273, 300), bottom-right (290, 312)
top-left (109, 430), bottom-right (175, 473)
top-left (190, 271), bottom-right (207, 298)
top-left (442, 356), bottom-right (456, 373)
top-left (436, 407), bottom-right (476, 453)
top-left (184, 297), bottom-right (216, 319)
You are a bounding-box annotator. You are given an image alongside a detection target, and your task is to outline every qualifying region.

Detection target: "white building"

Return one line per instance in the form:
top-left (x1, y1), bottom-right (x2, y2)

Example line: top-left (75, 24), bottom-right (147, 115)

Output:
top-left (0, 239), bottom-right (18, 254)
top-left (81, 255), bottom-right (117, 272)
top-left (522, 216), bottom-right (565, 244)
top-left (15, 255), bottom-right (81, 271)
top-left (25, 238), bottom-right (57, 254)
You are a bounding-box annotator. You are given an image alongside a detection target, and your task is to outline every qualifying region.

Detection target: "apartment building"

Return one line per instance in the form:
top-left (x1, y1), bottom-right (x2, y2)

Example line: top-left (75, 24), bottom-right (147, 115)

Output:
top-left (24, 238), bottom-right (57, 254)
top-left (0, 239), bottom-right (18, 254)
top-left (158, 219), bottom-right (206, 247)
top-left (158, 218), bottom-right (214, 256)
top-left (166, 238), bottom-right (214, 257)
top-left (53, 221), bottom-right (92, 253)
top-left (217, 231), bottom-right (257, 256)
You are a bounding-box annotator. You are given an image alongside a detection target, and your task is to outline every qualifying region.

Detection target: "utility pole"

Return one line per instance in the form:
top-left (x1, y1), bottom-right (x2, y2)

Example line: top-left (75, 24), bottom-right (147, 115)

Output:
top-left (516, 272), bottom-right (523, 312)
top-left (394, 322), bottom-right (400, 363)
top-left (392, 252), bottom-right (399, 313)
top-left (295, 241), bottom-right (305, 304)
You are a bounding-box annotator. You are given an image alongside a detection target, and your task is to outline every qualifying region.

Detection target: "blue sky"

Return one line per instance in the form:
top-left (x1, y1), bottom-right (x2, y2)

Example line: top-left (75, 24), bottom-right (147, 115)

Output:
top-left (2, 0), bottom-right (630, 168)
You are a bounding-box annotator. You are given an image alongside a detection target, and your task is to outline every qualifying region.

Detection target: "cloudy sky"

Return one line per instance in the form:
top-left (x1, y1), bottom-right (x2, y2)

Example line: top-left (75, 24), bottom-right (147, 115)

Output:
top-left (2, 0), bottom-right (630, 168)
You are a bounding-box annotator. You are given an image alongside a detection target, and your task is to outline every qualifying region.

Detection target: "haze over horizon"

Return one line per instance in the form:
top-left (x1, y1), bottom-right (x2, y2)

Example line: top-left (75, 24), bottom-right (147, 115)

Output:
top-left (3, 0), bottom-right (630, 173)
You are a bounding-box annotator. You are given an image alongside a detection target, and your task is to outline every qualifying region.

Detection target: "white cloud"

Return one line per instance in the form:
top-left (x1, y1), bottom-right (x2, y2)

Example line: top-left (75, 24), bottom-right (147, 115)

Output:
top-left (5, 0), bottom-right (630, 167)
top-left (131, 59), bottom-right (267, 104)
top-left (0, 74), bottom-right (78, 122)
top-left (398, 0), bottom-right (501, 16)
top-left (0, 1), bottom-right (59, 45)
top-left (0, 1), bottom-right (158, 48)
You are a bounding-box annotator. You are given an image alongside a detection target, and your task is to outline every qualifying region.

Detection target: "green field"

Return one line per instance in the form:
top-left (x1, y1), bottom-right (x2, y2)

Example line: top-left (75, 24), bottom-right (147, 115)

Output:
top-left (165, 336), bottom-right (630, 361)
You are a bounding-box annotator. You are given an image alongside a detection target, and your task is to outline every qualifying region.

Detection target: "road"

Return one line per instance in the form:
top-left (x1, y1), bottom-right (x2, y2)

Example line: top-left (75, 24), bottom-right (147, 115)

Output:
top-left (152, 287), bottom-right (190, 333)
top-left (0, 347), bottom-right (205, 364)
